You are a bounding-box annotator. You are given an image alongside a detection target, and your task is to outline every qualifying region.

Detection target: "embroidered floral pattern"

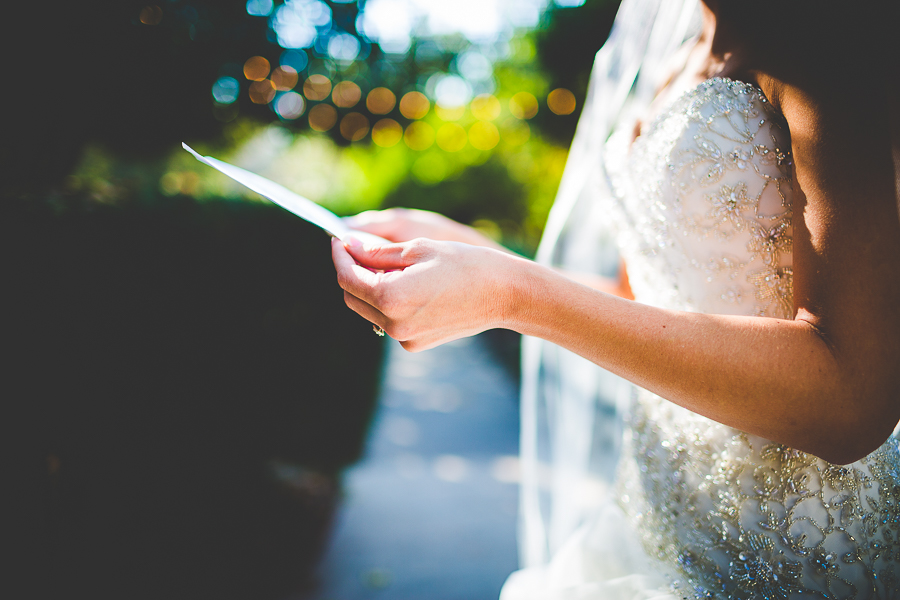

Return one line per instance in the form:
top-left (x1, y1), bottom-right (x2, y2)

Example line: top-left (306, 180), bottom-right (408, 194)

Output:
top-left (605, 78), bottom-right (900, 599)
top-left (618, 393), bottom-right (900, 600)
top-left (748, 267), bottom-right (793, 320)
top-left (607, 78), bottom-right (795, 319)
top-left (707, 182), bottom-right (756, 232)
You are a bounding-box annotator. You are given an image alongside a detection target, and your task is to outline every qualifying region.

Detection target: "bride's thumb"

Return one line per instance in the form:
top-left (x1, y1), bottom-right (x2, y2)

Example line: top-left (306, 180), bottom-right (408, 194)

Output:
top-left (342, 235), bottom-right (414, 271)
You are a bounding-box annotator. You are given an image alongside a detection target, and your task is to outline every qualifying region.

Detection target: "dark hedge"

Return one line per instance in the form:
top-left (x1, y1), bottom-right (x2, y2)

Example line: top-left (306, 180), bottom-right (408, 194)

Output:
top-left (5, 196), bottom-right (385, 599)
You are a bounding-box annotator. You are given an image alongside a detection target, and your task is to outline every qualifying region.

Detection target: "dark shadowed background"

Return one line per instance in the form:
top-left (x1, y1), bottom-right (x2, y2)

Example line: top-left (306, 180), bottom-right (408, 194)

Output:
top-left (2, 1), bottom-right (618, 598)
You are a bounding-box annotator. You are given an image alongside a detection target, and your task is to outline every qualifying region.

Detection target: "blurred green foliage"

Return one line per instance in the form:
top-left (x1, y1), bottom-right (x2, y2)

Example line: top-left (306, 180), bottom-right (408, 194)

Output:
top-left (8, 0), bottom-right (620, 256)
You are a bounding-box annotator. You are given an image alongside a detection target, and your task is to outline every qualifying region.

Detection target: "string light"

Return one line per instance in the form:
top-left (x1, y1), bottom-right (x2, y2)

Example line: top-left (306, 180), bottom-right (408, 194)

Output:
top-left (332, 81), bottom-right (362, 108)
top-left (509, 92), bottom-right (538, 120)
top-left (275, 92), bottom-right (306, 119)
top-left (372, 119), bottom-right (403, 147)
top-left (308, 103), bottom-right (337, 131)
top-left (271, 66), bottom-right (299, 91)
top-left (303, 74), bottom-right (332, 101)
top-left (436, 123), bottom-right (467, 152)
top-left (243, 56), bottom-right (271, 81)
top-left (340, 112), bottom-right (370, 142)
top-left (399, 92), bottom-right (430, 120)
top-left (212, 77), bottom-right (239, 104)
top-left (249, 79), bottom-right (276, 104)
top-left (434, 104), bottom-right (465, 122)
top-left (470, 94), bottom-right (501, 121)
top-left (547, 88), bottom-right (576, 115)
top-left (404, 121), bottom-right (435, 151)
top-left (366, 87), bottom-right (396, 115)
top-left (468, 121), bottom-right (500, 151)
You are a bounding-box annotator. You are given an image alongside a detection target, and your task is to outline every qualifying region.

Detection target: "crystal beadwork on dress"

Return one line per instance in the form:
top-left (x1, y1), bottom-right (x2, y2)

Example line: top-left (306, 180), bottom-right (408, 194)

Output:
top-left (606, 77), bottom-right (794, 319)
top-left (605, 78), bottom-right (900, 599)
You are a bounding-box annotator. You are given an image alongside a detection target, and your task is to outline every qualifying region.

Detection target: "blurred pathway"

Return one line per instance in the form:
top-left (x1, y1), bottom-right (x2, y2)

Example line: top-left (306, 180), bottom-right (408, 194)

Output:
top-left (303, 335), bottom-right (521, 600)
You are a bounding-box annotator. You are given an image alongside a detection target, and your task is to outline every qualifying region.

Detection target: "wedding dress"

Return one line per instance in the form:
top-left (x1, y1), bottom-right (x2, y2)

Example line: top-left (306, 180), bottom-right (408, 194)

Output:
top-left (502, 2), bottom-right (900, 599)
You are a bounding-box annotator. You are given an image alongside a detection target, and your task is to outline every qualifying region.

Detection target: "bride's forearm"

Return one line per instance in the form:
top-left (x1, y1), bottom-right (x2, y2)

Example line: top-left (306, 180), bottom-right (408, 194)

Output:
top-left (555, 258), bottom-right (634, 300)
top-left (332, 235), bottom-right (896, 463)
top-left (501, 259), bottom-right (892, 465)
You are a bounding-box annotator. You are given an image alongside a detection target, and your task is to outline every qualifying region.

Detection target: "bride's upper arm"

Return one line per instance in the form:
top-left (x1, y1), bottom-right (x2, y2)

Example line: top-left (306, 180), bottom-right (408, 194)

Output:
top-left (770, 74), bottom-right (900, 444)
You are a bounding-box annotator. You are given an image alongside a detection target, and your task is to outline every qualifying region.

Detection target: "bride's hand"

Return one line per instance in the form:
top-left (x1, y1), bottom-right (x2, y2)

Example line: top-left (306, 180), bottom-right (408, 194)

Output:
top-left (344, 207), bottom-right (507, 250)
top-left (331, 235), bottom-right (518, 351)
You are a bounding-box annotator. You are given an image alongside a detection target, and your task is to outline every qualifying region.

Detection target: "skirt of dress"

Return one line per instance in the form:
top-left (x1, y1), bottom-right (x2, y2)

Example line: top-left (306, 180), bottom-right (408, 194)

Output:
top-left (500, 500), bottom-right (680, 600)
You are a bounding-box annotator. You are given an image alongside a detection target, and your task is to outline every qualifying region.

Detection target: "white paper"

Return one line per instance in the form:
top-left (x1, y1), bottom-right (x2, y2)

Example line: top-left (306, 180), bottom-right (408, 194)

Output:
top-left (183, 143), bottom-right (386, 244)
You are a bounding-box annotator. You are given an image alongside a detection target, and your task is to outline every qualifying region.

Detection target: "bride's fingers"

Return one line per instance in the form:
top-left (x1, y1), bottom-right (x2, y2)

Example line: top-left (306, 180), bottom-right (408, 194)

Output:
top-left (342, 235), bottom-right (429, 272)
top-left (332, 237), bottom-right (381, 293)
top-left (342, 289), bottom-right (390, 334)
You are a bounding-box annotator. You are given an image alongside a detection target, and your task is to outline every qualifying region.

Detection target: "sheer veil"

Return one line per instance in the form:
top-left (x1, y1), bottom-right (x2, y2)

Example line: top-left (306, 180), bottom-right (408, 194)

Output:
top-left (518, 0), bottom-right (701, 569)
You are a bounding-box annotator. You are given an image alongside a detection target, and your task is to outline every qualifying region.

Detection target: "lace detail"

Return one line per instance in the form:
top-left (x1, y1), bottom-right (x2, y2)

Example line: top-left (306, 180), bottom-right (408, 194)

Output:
top-left (606, 78), bottom-right (900, 599)
top-left (606, 78), bottom-right (794, 319)
top-left (618, 390), bottom-right (900, 600)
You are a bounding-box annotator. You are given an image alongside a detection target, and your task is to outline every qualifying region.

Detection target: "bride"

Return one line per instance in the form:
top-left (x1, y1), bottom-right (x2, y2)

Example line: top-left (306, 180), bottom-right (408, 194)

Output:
top-left (332, 0), bottom-right (900, 597)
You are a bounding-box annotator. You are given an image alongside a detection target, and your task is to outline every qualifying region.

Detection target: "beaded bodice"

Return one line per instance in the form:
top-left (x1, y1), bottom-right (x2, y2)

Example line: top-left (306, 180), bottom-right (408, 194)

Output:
top-left (606, 77), bottom-right (793, 319)
top-left (606, 78), bottom-right (900, 599)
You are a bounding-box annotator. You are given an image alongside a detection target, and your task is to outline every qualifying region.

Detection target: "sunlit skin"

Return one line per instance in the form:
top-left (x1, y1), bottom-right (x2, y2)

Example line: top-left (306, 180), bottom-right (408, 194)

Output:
top-left (331, 1), bottom-right (900, 465)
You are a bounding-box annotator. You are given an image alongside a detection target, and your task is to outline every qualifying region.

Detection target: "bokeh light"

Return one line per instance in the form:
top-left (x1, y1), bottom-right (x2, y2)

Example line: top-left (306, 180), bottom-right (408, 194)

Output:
top-left (271, 66), bottom-right (299, 91)
top-left (358, 0), bottom-right (414, 54)
top-left (399, 92), bottom-right (430, 120)
top-left (246, 0), bottom-right (274, 17)
top-left (140, 5), bottom-right (163, 25)
top-left (249, 79), bottom-right (277, 104)
top-left (468, 121), bottom-right (500, 151)
top-left (212, 77), bottom-right (240, 104)
top-left (404, 121), bottom-right (435, 151)
top-left (366, 87), bottom-right (396, 115)
top-left (332, 81), bottom-right (362, 108)
top-left (275, 91), bottom-right (306, 119)
top-left (359, 0), bottom-right (546, 48)
top-left (72, 0), bottom-right (593, 264)
top-left (436, 123), bottom-right (467, 152)
top-left (303, 74), bottom-right (332, 100)
top-left (502, 118), bottom-right (530, 145)
top-left (547, 88), bottom-right (576, 115)
top-left (470, 94), bottom-right (501, 121)
top-left (340, 112), bottom-right (370, 142)
top-left (455, 51), bottom-right (492, 82)
top-left (308, 103), bottom-right (337, 131)
top-left (434, 104), bottom-right (465, 121)
top-left (371, 119), bottom-right (403, 147)
top-left (280, 49), bottom-right (309, 72)
top-left (509, 92), bottom-right (538, 119)
top-left (433, 74), bottom-right (472, 108)
top-left (244, 56), bottom-right (271, 81)
top-left (328, 32), bottom-right (361, 62)
top-left (272, 0), bottom-right (332, 49)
